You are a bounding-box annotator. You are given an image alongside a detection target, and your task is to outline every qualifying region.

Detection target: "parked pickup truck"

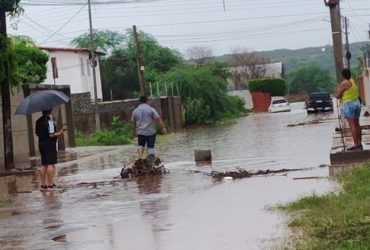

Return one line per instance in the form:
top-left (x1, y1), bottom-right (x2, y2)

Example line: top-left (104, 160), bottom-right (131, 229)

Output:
top-left (305, 92), bottom-right (333, 113)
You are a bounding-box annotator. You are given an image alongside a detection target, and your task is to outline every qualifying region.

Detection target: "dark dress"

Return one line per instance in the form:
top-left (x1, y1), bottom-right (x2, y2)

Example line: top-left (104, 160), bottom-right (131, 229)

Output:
top-left (35, 115), bottom-right (57, 165)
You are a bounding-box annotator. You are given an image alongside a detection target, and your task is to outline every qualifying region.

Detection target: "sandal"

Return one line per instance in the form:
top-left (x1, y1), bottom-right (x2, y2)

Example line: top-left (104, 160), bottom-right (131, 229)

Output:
top-left (47, 183), bottom-right (57, 189)
top-left (347, 144), bottom-right (363, 151)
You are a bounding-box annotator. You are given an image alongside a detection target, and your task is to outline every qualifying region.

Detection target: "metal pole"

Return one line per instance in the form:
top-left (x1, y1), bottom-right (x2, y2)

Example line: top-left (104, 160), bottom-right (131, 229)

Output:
top-left (176, 82), bottom-right (179, 96)
top-left (165, 82), bottom-right (168, 96)
top-left (88, 0), bottom-right (100, 130)
top-left (150, 82), bottom-right (153, 97)
top-left (157, 82), bottom-right (159, 97)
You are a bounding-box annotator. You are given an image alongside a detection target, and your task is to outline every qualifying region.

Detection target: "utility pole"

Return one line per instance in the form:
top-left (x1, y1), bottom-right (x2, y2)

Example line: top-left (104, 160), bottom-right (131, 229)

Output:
top-left (0, 7), bottom-right (15, 170)
top-left (344, 16), bottom-right (351, 70)
top-left (87, 0), bottom-right (100, 130)
top-left (133, 25), bottom-right (146, 96)
top-left (325, 0), bottom-right (344, 83)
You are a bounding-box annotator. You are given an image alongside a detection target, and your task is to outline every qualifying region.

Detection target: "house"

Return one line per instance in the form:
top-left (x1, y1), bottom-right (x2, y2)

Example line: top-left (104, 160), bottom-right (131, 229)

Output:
top-left (38, 47), bottom-right (104, 100)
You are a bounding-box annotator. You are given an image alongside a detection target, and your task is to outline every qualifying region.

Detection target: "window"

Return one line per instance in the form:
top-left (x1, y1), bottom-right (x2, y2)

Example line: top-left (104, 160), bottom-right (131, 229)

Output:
top-left (80, 58), bottom-right (85, 76)
top-left (86, 59), bottom-right (91, 76)
top-left (272, 99), bottom-right (287, 104)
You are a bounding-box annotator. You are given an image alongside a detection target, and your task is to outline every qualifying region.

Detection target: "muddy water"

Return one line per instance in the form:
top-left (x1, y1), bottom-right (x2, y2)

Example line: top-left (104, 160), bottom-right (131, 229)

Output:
top-left (0, 103), bottom-right (339, 250)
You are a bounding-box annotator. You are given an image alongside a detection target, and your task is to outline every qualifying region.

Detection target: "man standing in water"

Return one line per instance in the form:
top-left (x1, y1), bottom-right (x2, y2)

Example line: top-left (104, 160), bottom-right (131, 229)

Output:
top-left (336, 68), bottom-right (362, 150)
top-left (36, 109), bottom-right (64, 191)
top-left (131, 96), bottom-right (167, 157)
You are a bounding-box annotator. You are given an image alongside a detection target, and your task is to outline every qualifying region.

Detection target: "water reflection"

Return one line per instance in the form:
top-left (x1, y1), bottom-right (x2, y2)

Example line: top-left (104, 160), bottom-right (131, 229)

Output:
top-left (136, 175), bottom-right (169, 250)
top-left (58, 163), bottom-right (79, 177)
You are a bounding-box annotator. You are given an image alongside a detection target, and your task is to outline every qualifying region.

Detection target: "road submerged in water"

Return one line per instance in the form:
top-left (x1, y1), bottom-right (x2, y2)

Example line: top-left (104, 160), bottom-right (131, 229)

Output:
top-left (0, 102), bottom-right (340, 250)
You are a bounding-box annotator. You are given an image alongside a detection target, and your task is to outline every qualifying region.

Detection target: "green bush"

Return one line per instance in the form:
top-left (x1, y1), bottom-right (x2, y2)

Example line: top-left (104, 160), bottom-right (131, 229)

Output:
top-left (249, 78), bottom-right (287, 96)
top-left (161, 64), bottom-right (247, 124)
top-left (75, 116), bottom-right (132, 146)
top-left (184, 98), bottom-right (212, 124)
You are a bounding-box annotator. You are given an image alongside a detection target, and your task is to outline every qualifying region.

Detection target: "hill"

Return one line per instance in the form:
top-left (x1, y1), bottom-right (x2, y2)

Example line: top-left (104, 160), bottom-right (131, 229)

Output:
top-left (217, 41), bottom-right (369, 80)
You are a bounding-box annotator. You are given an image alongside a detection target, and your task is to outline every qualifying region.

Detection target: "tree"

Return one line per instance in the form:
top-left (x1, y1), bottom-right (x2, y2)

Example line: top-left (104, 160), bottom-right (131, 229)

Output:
top-left (161, 63), bottom-right (245, 124)
top-left (12, 36), bottom-right (48, 84)
top-left (186, 46), bottom-right (214, 65)
top-left (0, 0), bottom-right (23, 170)
top-left (99, 30), bottom-right (182, 99)
top-left (100, 49), bottom-right (139, 100)
top-left (229, 48), bottom-right (270, 89)
top-left (70, 30), bottom-right (125, 55)
top-left (287, 65), bottom-right (334, 94)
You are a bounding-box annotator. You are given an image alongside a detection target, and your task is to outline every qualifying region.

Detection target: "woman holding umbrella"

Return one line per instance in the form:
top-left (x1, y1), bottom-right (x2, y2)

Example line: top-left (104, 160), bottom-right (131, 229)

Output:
top-left (35, 109), bottom-right (65, 191)
top-left (16, 90), bottom-right (70, 191)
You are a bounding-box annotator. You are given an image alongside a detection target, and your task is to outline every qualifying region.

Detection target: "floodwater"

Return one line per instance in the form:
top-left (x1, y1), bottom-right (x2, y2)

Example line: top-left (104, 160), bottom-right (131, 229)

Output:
top-left (0, 102), bottom-right (340, 250)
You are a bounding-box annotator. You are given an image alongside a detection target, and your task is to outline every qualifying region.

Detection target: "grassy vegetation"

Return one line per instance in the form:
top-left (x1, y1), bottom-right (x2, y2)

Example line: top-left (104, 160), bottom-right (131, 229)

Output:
top-left (75, 116), bottom-right (172, 147)
top-left (280, 164), bottom-right (370, 249)
top-left (75, 116), bottom-right (133, 146)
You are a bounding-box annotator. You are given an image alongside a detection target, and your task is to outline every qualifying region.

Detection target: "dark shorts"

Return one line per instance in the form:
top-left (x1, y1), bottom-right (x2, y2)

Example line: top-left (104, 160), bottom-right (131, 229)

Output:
top-left (137, 134), bottom-right (156, 148)
top-left (39, 141), bottom-right (57, 165)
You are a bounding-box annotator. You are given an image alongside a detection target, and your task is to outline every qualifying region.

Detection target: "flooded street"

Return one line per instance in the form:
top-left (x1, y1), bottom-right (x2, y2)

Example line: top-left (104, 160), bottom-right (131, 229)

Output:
top-left (0, 103), bottom-right (339, 250)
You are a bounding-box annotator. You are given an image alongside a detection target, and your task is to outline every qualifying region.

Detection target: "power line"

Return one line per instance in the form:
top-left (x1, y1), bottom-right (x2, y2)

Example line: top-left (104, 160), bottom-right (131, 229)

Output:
top-left (40, 4), bottom-right (86, 44)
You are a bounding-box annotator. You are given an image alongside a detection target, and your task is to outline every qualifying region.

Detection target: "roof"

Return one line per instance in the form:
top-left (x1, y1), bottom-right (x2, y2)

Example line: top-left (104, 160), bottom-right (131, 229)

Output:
top-left (38, 46), bottom-right (105, 56)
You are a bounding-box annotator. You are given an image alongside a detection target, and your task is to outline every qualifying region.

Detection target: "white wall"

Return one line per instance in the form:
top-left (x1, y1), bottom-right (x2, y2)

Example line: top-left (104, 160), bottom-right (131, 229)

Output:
top-left (42, 50), bottom-right (103, 100)
top-left (363, 68), bottom-right (370, 107)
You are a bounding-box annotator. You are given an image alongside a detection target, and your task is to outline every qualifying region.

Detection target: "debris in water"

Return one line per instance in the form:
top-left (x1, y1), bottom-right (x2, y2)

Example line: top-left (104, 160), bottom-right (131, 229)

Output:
top-left (211, 167), bottom-right (306, 181)
top-left (120, 155), bottom-right (169, 178)
top-left (293, 176), bottom-right (327, 180)
top-left (287, 119), bottom-right (321, 127)
top-left (52, 235), bottom-right (67, 242)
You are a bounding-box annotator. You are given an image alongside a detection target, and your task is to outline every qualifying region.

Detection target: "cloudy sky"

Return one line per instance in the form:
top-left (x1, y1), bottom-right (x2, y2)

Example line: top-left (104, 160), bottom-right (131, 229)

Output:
top-left (7, 0), bottom-right (370, 56)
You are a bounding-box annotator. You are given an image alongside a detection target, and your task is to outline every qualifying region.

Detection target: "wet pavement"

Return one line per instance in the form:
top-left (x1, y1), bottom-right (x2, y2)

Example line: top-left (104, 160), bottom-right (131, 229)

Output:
top-left (0, 102), bottom-right (340, 250)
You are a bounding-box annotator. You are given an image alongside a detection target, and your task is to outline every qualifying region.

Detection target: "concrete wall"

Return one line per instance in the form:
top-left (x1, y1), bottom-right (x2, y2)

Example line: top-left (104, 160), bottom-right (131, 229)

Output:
top-left (363, 68), bottom-right (370, 107)
top-left (357, 76), bottom-right (365, 105)
top-left (0, 88), bottom-right (31, 170)
top-left (72, 93), bottom-right (183, 134)
top-left (41, 50), bottom-right (103, 100)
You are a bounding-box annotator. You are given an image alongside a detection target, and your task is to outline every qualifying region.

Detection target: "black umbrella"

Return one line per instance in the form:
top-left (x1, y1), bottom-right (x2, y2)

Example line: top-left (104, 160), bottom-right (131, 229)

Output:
top-left (15, 90), bottom-right (70, 115)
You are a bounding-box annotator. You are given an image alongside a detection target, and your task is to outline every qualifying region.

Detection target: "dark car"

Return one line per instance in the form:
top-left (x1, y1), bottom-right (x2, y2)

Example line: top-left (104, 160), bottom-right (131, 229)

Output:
top-left (305, 92), bottom-right (333, 113)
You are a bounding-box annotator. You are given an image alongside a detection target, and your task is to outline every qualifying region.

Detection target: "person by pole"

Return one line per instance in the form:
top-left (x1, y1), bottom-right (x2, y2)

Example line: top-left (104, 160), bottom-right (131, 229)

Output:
top-left (35, 109), bottom-right (64, 191)
top-left (131, 96), bottom-right (167, 157)
top-left (336, 68), bottom-right (362, 150)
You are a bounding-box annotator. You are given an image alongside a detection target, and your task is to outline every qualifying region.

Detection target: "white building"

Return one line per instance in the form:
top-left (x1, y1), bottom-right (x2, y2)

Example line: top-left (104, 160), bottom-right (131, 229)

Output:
top-left (38, 47), bottom-right (103, 100)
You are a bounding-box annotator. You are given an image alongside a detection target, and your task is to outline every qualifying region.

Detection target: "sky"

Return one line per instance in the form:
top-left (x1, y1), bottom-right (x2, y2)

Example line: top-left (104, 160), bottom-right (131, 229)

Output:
top-left (6, 0), bottom-right (370, 56)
